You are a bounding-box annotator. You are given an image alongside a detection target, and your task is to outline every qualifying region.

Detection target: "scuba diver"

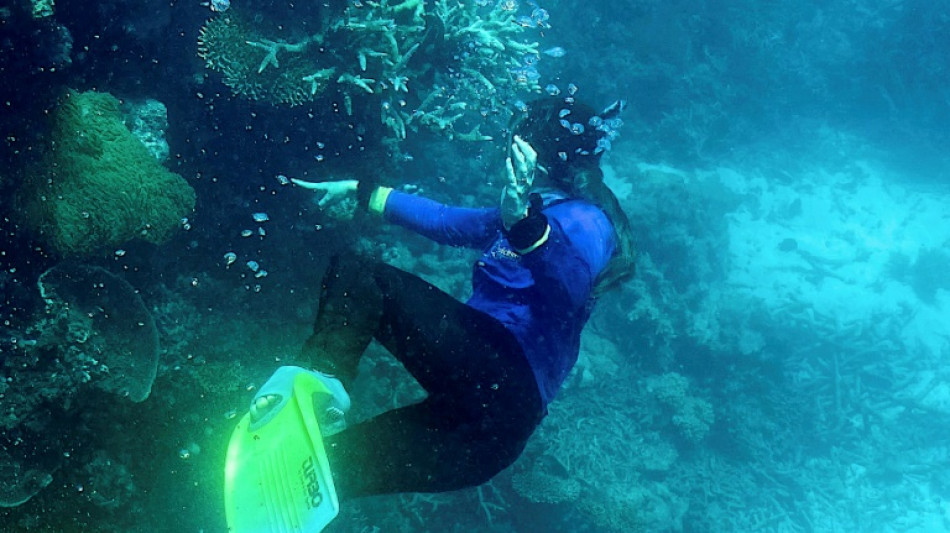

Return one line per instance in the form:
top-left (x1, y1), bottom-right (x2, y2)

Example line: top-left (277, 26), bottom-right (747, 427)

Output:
top-left (291, 97), bottom-right (637, 500)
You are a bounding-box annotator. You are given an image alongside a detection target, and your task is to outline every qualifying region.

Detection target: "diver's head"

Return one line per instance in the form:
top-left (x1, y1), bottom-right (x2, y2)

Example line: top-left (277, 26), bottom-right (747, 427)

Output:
top-left (511, 97), bottom-right (625, 191)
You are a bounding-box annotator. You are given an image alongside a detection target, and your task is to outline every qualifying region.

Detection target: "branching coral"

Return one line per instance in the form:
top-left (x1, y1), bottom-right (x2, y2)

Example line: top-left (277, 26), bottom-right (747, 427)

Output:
top-left (198, 15), bottom-right (328, 106)
top-left (197, 0), bottom-right (546, 143)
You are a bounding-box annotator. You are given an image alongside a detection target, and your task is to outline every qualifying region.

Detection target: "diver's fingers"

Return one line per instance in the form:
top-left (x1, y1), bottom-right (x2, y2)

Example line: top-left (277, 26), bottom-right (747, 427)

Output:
top-left (317, 193), bottom-right (334, 208)
top-left (291, 178), bottom-right (328, 191)
top-left (513, 136), bottom-right (537, 165)
top-left (511, 144), bottom-right (528, 184)
top-left (505, 157), bottom-right (518, 187)
top-left (512, 146), bottom-right (535, 188)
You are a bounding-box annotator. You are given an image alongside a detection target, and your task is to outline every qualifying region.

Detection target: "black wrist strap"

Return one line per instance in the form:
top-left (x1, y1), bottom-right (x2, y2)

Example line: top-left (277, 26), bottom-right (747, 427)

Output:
top-left (356, 179), bottom-right (378, 211)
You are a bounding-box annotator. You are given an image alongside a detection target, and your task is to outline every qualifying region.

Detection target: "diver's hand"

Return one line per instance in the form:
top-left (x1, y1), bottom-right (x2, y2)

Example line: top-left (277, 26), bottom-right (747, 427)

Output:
top-left (500, 136), bottom-right (538, 230)
top-left (291, 178), bottom-right (358, 208)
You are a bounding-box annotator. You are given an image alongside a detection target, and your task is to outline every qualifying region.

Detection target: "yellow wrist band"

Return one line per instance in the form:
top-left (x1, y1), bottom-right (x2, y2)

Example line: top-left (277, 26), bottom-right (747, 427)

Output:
top-left (368, 186), bottom-right (393, 215)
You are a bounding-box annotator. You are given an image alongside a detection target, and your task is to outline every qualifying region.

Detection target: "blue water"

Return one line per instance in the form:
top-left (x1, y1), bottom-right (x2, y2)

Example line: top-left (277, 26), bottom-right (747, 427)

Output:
top-left (1, 1), bottom-right (949, 531)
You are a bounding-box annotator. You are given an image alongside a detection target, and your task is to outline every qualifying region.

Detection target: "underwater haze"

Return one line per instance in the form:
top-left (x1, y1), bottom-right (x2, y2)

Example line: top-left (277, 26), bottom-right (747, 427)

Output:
top-left (1, 0), bottom-right (949, 531)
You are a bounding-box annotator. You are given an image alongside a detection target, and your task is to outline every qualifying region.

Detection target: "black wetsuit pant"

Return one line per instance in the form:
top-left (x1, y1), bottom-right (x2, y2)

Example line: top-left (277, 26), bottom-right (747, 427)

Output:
top-left (303, 255), bottom-right (544, 500)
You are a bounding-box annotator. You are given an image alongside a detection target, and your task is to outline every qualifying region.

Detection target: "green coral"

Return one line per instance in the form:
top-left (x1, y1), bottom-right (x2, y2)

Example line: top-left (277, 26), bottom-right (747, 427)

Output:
top-left (16, 90), bottom-right (196, 257)
top-left (30, 0), bottom-right (54, 18)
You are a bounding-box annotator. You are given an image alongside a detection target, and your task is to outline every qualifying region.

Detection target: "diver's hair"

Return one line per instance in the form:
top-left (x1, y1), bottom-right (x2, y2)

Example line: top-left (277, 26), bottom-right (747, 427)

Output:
top-left (513, 99), bottom-right (606, 178)
top-left (514, 98), bottom-right (636, 295)
top-left (568, 167), bottom-right (637, 296)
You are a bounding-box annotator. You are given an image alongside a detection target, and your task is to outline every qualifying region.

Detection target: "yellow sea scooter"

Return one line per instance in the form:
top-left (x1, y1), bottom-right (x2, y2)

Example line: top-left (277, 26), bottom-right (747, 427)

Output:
top-left (224, 366), bottom-right (349, 533)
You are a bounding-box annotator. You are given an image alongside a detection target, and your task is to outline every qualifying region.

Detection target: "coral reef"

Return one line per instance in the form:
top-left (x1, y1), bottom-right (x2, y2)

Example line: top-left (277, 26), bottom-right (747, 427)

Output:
top-left (510, 467), bottom-right (580, 504)
top-left (37, 264), bottom-right (160, 402)
top-left (30, 0), bottom-right (54, 19)
top-left (16, 90), bottom-right (195, 257)
top-left (0, 449), bottom-right (52, 508)
top-left (648, 372), bottom-right (715, 444)
top-left (75, 451), bottom-right (138, 510)
top-left (198, 13), bottom-right (325, 106)
top-left (197, 0), bottom-right (545, 143)
top-left (0, 264), bottom-right (158, 508)
top-left (121, 98), bottom-right (171, 163)
top-left (508, 351), bottom-right (689, 531)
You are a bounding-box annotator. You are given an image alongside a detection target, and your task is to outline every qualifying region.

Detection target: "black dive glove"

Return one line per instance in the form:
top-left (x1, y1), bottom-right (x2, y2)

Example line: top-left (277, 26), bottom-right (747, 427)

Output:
top-left (506, 193), bottom-right (549, 253)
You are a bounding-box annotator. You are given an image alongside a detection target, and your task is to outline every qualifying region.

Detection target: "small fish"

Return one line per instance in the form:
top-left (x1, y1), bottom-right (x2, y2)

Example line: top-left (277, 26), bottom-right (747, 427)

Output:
top-left (567, 83), bottom-right (579, 96)
top-left (601, 99), bottom-right (628, 119)
top-left (513, 100), bottom-right (528, 113)
top-left (559, 118), bottom-right (571, 129)
top-left (276, 174), bottom-right (290, 185)
top-left (510, 66), bottom-right (540, 84)
top-left (210, 0), bottom-right (230, 13)
top-left (258, 227), bottom-right (266, 236)
top-left (588, 115), bottom-right (604, 128)
top-left (545, 84), bottom-right (561, 96)
top-left (255, 270), bottom-right (268, 279)
top-left (240, 229), bottom-right (253, 238)
top-left (542, 47), bottom-right (566, 58)
top-left (252, 212), bottom-right (269, 223)
top-left (570, 123), bottom-right (585, 135)
top-left (223, 252), bottom-right (237, 266)
top-left (246, 261), bottom-right (260, 272)
top-left (557, 151), bottom-right (568, 161)
top-left (114, 249), bottom-right (126, 257)
top-left (531, 8), bottom-right (550, 24)
top-left (594, 138), bottom-right (612, 154)
top-left (558, 108), bottom-right (571, 118)
top-left (515, 15), bottom-right (534, 28)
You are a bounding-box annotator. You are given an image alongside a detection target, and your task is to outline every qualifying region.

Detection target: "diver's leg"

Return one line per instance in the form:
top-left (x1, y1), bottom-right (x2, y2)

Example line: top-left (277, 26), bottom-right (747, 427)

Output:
top-left (301, 254), bottom-right (384, 386)
top-left (324, 262), bottom-right (543, 498)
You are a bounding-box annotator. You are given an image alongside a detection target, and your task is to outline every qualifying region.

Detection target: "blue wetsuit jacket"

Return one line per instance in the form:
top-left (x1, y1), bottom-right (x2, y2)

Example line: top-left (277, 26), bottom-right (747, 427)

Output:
top-left (381, 190), bottom-right (616, 406)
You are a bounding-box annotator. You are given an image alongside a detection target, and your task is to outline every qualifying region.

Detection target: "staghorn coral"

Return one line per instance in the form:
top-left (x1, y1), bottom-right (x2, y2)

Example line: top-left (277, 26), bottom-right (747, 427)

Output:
top-left (15, 90), bottom-right (195, 257)
top-left (197, 0), bottom-right (545, 143)
top-left (198, 14), bottom-right (331, 106)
